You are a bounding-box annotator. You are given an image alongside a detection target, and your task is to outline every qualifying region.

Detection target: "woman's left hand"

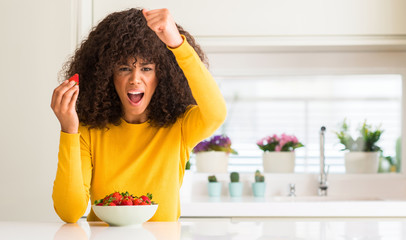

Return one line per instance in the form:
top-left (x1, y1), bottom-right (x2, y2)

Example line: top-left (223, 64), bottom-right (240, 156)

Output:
top-left (142, 8), bottom-right (183, 48)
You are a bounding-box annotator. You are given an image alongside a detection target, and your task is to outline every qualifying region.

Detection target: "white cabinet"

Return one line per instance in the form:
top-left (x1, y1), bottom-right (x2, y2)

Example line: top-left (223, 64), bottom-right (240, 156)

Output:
top-left (93, 0), bottom-right (406, 36)
top-left (90, 0), bottom-right (406, 51)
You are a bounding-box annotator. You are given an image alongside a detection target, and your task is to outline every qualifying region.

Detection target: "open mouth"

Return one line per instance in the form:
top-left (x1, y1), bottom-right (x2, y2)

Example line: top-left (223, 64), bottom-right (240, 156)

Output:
top-left (127, 92), bottom-right (144, 105)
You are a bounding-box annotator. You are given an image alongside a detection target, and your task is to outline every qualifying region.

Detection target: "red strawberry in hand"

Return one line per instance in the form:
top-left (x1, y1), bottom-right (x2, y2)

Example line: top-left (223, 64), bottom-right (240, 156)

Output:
top-left (69, 73), bottom-right (79, 85)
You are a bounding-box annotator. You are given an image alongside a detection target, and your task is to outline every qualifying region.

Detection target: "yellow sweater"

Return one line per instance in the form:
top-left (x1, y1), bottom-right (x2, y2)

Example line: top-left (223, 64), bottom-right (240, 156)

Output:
top-left (52, 38), bottom-right (227, 223)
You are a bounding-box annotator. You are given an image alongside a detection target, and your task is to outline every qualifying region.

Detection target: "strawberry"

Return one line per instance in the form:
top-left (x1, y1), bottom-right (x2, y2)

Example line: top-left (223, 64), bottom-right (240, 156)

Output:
top-left (69, 73), bottom-right (79, 85)
top-left (94, 191), bottom-right (156, 206)
top-left (121, 191), bottom-right (133, 202)
top-left (111, 192), bottom-right (122, 205)
top-left (102, 196), bottom-right (110, 205)
top-left (133, 198), bottom-right (143, 205)
top-left (140, 195), bottom-right (151, 204)
top-left (121, 197), bottom-right (133, 205)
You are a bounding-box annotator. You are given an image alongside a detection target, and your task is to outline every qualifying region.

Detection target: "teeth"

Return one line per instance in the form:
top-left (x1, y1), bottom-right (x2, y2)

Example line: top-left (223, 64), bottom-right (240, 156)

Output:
top-left (128, 92), bottom-right (142, 95)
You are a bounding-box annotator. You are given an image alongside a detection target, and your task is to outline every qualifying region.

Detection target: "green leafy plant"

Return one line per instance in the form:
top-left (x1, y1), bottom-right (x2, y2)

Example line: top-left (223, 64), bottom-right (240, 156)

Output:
top-left (230, 172), bottom-right (239, 182)
top-left (396, 137), bottom-right (401, 172)
top-left (185, 160), bottom-right (191, 170)
top-left (335, 119), bottom-right (383, 152)
top-left (254, 170), bottom-right (265, 182)
top-left (208, 175), bottom-right (218, 182)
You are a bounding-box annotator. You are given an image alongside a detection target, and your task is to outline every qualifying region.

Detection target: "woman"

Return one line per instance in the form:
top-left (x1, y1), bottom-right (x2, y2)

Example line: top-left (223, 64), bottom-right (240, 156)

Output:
top-left (51, 8), bottom-right (226, 222)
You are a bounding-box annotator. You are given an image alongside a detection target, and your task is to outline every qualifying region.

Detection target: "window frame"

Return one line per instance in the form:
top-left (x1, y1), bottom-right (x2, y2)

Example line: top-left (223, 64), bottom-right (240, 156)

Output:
top-left (212, 74), bottom-right (402, 174)
top-left (204, 49), bottom-right (406, 178)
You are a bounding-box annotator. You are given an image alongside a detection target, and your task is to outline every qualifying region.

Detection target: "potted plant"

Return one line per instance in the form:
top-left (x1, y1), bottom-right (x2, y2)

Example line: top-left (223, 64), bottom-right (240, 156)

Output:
top-left (335, 119), bottom-right (383, 173)
top-left (207, 175), bottom-right (222, 197)
top-left (193, 134), bottom-right (238, 173)
top-left (252, 170), bottom-right (266, 197)
top-left (257, 133), bottom-right (304, 173)
top-left (229, 172), bottom-right (243, 197)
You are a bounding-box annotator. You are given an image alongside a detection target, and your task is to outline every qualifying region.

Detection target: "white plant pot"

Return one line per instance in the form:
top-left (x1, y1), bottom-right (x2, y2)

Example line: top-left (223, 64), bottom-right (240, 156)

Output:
top-left (262, 151), bottom-right (295, 173)
top-left (180, 170), bottom-right (192, 201)
top-left (345, 152), bottom-right (380, 174)
top-left (195, 151), bottom-right (229, 173)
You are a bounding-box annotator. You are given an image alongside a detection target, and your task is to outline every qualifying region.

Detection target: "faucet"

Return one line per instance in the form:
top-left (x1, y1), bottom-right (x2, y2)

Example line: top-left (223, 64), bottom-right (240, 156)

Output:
top-left (288, 183), bottom-right (296, 197)
top-left (319, 126), bottom-right (328, 196)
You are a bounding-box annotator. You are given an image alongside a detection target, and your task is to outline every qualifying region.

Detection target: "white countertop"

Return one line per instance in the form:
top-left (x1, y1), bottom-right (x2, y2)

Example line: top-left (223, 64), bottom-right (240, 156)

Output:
top-left (2, 218), bottom-right (406, 240)
top-left (179, 172), bottom-right (406, 218)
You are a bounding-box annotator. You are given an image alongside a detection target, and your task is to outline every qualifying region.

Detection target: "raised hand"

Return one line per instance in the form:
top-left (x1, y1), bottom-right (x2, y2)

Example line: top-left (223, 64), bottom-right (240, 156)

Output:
top-left (142, 8), bottom-right (183, 48)
top-left (51, 79), bottom-right (79, 134)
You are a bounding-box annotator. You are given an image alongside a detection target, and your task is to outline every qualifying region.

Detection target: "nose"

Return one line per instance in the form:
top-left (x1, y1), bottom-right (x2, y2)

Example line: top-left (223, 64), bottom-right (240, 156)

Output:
top-left (129, 70), bottom-right (142, 85)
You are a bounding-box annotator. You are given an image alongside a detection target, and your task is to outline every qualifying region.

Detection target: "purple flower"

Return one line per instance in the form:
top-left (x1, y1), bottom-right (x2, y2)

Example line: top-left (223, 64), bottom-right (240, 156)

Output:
top-left (193, 134), bottom-right (238, 155)
top-left (193, 140), bottom-right (210, 153)
top-left (210, 135), bottom-right (231, 148)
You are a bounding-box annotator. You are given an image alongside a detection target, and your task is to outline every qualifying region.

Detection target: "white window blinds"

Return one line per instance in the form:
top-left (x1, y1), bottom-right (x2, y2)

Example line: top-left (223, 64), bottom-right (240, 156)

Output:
top-left (191, 74), bottom-right (402, 173)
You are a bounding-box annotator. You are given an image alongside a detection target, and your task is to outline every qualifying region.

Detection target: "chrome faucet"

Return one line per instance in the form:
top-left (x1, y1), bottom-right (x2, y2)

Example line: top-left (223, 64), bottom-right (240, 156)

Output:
top-left (288, 183), bottom-right (296, 197)
top-left (319, 126), bottom-right (328, 196)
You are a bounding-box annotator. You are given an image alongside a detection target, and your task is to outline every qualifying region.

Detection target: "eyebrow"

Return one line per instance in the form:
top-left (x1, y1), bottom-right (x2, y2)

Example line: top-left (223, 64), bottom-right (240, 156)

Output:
top-left (139, 62), bottom-right (154, 66)
top-left (118, 58), bottom-right (154, 66)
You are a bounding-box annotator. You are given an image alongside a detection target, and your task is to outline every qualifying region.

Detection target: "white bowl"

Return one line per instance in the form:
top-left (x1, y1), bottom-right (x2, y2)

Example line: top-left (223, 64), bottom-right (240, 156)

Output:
top-left (92, 204), bottom-right (158, 226)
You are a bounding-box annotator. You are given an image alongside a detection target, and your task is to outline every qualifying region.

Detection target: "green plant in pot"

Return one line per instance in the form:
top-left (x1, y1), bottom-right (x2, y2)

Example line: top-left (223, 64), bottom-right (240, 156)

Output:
top-left (185, 160), bottom-right (191, 170)
top-left (335, 119), bottom-right (383, 173)
top-left (396, 137), bottom-right (401, 172)
top-left (207, 175), bottom-right (221, 197)
top-left (229, 172), bottom-right (243, 197)
top-left (381, 137), bottom-right (401, 173)
top-left (252, 170), bottom-right (266, 197)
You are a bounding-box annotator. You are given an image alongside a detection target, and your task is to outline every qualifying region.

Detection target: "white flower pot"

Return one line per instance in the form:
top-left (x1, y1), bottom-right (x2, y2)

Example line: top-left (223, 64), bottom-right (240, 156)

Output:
top-left (195, 151), bottom-right (229, 173)
top-left (180, 170), bottom-right (192, 201)
top-left (262, 151), bottom-right (295, 173)
top-left (345, 152), bottom-right (380, 173)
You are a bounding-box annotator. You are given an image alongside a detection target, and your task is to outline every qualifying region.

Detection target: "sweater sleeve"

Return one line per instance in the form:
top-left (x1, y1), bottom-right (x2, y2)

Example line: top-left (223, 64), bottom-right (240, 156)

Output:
top-left (169, 36), bottom-right (227, 150)
top-left (52, 128), bottom-right (92, 223)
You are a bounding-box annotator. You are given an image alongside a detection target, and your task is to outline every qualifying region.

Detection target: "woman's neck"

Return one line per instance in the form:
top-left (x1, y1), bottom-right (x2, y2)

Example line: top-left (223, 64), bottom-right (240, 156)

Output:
top-left (122, 113), bottom-right (148, 124)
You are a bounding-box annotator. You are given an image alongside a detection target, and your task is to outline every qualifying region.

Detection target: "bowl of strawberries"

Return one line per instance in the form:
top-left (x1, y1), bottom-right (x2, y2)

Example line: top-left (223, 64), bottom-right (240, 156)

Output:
top-left (92, 191), bottom-right (158, 226)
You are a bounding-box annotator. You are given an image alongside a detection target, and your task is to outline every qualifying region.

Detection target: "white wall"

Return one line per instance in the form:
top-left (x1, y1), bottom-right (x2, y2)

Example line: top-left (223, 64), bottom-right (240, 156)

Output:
top-left (0, 0), bottom-right (73, 221)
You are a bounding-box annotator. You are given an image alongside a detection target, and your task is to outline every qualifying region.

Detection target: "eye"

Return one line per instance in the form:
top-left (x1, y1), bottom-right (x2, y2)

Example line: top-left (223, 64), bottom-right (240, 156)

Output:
top-left (142, 67), bottom-right (153, 72)
top-left (119, 67), bottom-right (131, 72)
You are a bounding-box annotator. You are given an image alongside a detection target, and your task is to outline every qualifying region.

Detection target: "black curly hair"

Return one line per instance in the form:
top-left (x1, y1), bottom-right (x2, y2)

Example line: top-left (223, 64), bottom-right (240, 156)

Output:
top-left (61, 8), bottom-right (208, 129)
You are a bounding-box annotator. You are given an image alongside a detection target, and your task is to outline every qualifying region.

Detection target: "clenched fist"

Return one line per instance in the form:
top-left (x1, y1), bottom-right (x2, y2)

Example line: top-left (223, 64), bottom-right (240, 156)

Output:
top-left (142, 8), bottom-right (183, 48)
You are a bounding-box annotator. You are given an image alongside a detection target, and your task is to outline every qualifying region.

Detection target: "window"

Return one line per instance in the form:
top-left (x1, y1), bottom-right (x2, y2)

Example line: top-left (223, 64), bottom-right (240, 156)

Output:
top-left (190, 74), bottom-right (402, 173)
